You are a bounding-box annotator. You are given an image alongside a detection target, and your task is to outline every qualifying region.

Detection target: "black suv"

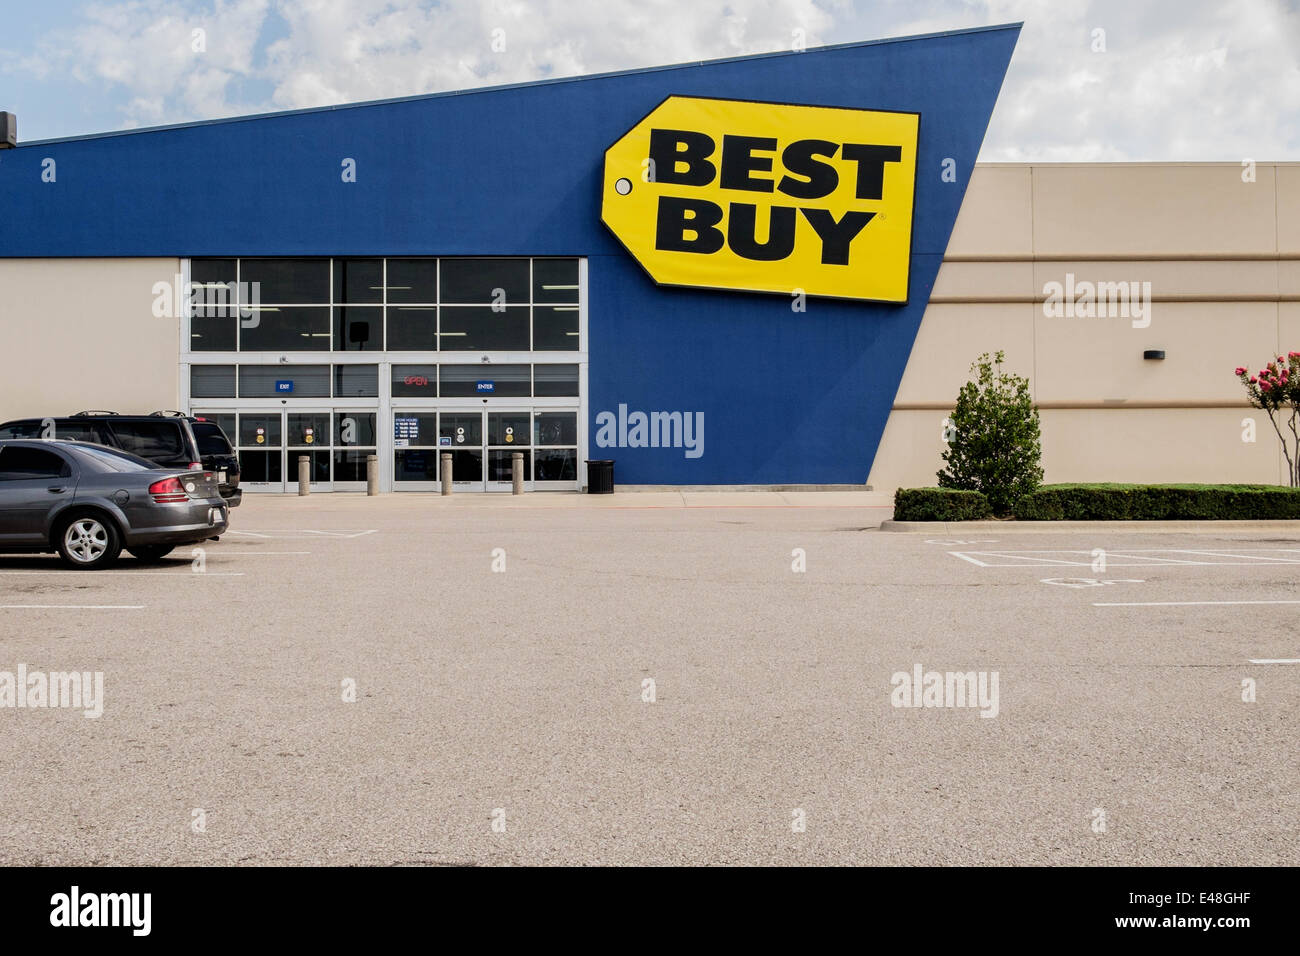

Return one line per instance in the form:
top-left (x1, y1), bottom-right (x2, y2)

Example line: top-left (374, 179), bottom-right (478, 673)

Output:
top-left (0, 411), bottom-right (241, 507)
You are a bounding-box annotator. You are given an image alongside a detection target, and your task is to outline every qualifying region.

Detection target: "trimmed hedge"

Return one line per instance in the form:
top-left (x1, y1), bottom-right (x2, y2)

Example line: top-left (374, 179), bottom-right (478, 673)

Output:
top-left (894, 487), bottom-right (994, 522)
top-left (1013, 483), bottom-right (1300, 521)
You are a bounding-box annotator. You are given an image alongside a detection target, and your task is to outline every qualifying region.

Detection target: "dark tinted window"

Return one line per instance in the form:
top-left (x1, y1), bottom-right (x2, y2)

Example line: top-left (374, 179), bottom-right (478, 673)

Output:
top-left (69, 445), bottom-right (155, 472)
top-left (0, 421), bottom-right (41, 439)
top-left (334, 365), bottom-right (379, 397)
top-left (386, 259), bottom-right (438, 304)
top-left (439, 259), bottom-right (529, 304)
top-left (532, 259), bottom-right (580, 303)
top-left (334, 306), bottom-right (381, 351)
top-left (439, 306), bottom-right (529, 351)
top-left (192, 365), bottom-right (236, 398)
top-left (0, 446), bottom-right (70, 479)
top-left (333, 259), bottom-right (382, 304)
top-left (240, 306), bottom-right (331, 351)
top-left (191, 422), bottom-right (233, 456)
top-left (107, 421), bottom-right (187, 462)
top-left (240, 259), bottom-right (330, 303)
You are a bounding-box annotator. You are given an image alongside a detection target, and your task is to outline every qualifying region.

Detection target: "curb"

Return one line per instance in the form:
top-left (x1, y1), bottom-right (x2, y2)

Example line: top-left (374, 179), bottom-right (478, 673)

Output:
top-left (880, 519), bottom-right (1300, 533)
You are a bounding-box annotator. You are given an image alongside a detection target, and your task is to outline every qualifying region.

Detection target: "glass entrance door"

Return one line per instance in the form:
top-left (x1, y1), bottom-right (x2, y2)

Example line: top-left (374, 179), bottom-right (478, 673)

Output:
top-left (486, 410), bottom-right (531, 492)
top-left (439, 411), bottom-right (485, 491)
top-left (287, 411), bottom-right (332, 492)
top-left (237, 411), bottom-right (285, 492)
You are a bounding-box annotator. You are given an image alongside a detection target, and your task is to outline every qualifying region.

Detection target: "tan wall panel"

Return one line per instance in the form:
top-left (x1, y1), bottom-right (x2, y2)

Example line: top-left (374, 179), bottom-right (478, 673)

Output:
top-left (945, 165), bottom-right (1033, 257)
top-left (893, 303), bottom-right (1035, 405)
top-left (0, 259), bottom-right (180, 419)
top-left (930, 260), bottom-right (1034, 300)
top-left (869, 407), bottom-right (1285, 492)
top-left (1032, 302), bottom-right (1278, 404)
top-left (1279, 165), bottom-right (1300, 255)
top-left (1040, 408), bottom-right (1284, 485)
top-left (1030, 165), bottom-right (1279, 257)
top-left (1032, 260), bottom-right (1280, 301)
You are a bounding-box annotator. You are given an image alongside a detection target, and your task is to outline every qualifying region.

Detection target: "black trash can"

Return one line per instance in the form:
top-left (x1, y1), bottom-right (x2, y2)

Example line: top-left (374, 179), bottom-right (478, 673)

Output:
top-left (586, 459), bottom-right (615, 494)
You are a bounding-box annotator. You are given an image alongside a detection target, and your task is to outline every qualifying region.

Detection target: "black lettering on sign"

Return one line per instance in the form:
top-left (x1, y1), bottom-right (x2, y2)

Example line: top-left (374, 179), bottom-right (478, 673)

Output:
top-left (720, 135), bottom-right (777, 192)
top-left (800, 209), bottom-right (875, 265)
top-left (840, 144), bottom-right (903, 200)
top-left (728, 204), bottom-right (797, 261)
top-left (648, 129), bottom-right (717, 186)
top-left (777, 140), bottom-right (839, 199)
top-left (655, 196), bottom-right (725, 253)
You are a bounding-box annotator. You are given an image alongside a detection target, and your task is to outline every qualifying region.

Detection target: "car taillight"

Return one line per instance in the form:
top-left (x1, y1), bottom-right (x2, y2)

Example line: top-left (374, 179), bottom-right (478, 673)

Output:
top-left (149, 477), bottom-right (189, 503)
top-left (188, 461), bottom-right (202, 470)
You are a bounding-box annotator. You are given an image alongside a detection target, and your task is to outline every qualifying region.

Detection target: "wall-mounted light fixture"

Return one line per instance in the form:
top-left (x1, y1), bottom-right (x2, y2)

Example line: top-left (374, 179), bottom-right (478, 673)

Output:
top-left (1143, 350), bottom-right (1166, 361)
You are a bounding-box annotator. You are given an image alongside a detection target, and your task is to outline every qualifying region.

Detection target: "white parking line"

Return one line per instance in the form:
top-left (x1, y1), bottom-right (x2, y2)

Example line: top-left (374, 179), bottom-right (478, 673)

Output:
top-left (951, 548), bottom-right (1300, 568)
top-left (228, 530), bottom-right (376, 539)
top-left (1094, 600), bottom-right (1300, 607)
top-left (1248, 659), bottom-right (1300, 664)
top-left (0, 604), bottom-right (144, 609)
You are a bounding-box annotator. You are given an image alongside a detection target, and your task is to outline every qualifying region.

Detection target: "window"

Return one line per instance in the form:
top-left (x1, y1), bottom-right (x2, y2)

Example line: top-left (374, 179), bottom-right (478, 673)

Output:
top-left (191, 365), bottom-right (236, 398)
top-left (533, 306), bottom-right (579, 350)
top-left (0, 446), bottom-right (70, 479)
top-left (533, 364), bottom-right (579, 397)
top-left (333, 259), bottom-right (382, 304)
top-left (191, 421), bottom-right (233, 456)
top-left (392, 365), bottom-right (438, 398)
top-left (334, 307), bottom-right (381, 351)
top-left (532, 259), bottom-right (580, 303)
top-left (439, 364), bottom-right (529, 397)
top-left (241, 306), bottom-right (331, 351)
top-left (439, 306), bottom-right (529, 351)
top-left (440, 258), bottom-right (529, 304)
top-left (386, 259), bottom-right (438, 304)
top-left (190, 259), bottom-right (238, 352)
top-left (239, 365), bottom-right (330, 398)
top-left (334, 365), bottom-right (379, 397)
top-left (240, 259), bottom-right (329, 304)
top-left (385, 306), bottom-right (437, 350)
top-left (106, 421), bottom-right (187, 463)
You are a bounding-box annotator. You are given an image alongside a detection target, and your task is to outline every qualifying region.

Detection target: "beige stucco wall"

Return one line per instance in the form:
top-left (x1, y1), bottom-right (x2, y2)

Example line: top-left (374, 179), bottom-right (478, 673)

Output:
top-left (0, 258), bottom-right (181, 420)
top-left (868, 162), bottom-right (1299, 492)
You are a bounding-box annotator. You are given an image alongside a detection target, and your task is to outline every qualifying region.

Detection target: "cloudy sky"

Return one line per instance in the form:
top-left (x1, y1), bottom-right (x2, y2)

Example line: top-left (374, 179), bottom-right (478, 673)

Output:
top-left (2, 0), bottom-right (1297, 159)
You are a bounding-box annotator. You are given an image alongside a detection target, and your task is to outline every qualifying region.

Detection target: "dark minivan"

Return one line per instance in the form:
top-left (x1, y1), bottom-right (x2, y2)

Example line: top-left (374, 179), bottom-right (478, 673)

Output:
top-left (0, 412), bottom-right (241, 507)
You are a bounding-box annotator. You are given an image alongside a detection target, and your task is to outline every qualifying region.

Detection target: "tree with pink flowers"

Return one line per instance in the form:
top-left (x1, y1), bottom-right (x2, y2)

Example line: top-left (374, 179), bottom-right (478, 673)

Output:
top-left (1235, 351), bottom-right (1300, 486)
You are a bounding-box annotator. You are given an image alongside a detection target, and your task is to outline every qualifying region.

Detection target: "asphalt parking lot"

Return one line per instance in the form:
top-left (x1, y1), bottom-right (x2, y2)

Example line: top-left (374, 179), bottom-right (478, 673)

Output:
top-left (1, 492), bottom-right (1297, 866)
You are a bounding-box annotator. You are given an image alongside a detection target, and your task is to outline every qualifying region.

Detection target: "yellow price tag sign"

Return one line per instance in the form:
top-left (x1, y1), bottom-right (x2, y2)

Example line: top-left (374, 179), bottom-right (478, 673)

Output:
top-left (602, 96), bottom-right (918, 303)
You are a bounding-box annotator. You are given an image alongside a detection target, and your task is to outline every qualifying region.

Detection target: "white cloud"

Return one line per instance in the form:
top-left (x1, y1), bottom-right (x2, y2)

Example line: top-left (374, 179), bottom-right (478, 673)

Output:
top-left (9, 0), bottom-right (1299, 158)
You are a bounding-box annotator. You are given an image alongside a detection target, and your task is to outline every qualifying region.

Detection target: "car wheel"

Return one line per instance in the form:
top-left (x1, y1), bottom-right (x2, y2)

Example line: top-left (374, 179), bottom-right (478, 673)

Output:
top-left (127, 545), bottom-right (175, 562)
top-left (57, 514), bottom-right (123, 570)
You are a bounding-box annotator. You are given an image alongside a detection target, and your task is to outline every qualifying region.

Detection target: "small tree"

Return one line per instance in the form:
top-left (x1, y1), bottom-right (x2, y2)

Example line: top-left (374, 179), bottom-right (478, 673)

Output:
top-left (1235, 352), bottom-right (1300, 487)
top-left (938, 351), bottom-right (1043, 515)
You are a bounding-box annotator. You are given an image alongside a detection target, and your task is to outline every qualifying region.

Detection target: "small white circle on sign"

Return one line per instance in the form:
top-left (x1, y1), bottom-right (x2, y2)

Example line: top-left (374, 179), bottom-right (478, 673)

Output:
top-left (615, 178), bottom-right (632, 196)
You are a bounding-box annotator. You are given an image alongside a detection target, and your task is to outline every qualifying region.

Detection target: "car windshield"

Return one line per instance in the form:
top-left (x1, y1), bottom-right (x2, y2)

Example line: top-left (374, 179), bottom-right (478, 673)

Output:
top-left (70, 444), bottom-right (159, 472)
top-left (191, 422), bottom-right (233, 456)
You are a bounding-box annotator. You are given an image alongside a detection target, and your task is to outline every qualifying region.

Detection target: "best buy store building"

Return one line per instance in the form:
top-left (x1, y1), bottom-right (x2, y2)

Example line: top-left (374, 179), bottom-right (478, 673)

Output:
top-left (2, 24), bottom-right (1298, 493)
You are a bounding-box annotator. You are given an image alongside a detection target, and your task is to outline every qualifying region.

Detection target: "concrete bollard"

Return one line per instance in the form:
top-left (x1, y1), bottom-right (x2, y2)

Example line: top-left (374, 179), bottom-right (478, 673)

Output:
top-left (511, 451), bottom-right (524, 495)
top-left (440, 452), bottom-right (453, 496)
top-left (366, 454), bottom-right (378, 496)
top-left (298, 455), bottom-right (310, 495)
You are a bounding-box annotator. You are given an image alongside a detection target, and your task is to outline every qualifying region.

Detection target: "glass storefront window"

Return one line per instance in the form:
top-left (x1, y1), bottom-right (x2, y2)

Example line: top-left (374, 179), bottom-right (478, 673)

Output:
top-left (191, 365), bottom-right (236, 398)
top-left (439, 306), bottom-right (529, 351)
top-left (239, 365), bottom-right (330, 398)
top-left (336, 412), bottom-right (377, 446)
top-left (240, 258), bottom-right (330, 304)
top-left (385, 306), bottom-right (437, 350)
top-left (440, 364), bottom-right (529, 397)
top-left (533, 306), bottom-right (579, 350)
top-left (241, 306), bottom-right (331, 351)
top-left (386, 259), bottom-right (437, 304)
top-left (391, 365), bottom-right (437, 398)
top-left (439, 258), bottom-right (529, 305)
top-left (533, 364), bottom-right (578, 396)
top-left (534, 448), bottom-right (577, 481)
top-left (333, 259), bottom-right (382, 304)
top-left (534, 412), bottom-right (577, 446)
top-left (532, 259), bottom-right (579, 303)
top-left (488, 412), bottom-right (530, 446)
top-left (334, 365), bottom-right (378, 397)
top-left (334, 306), bottom-right (381, 351)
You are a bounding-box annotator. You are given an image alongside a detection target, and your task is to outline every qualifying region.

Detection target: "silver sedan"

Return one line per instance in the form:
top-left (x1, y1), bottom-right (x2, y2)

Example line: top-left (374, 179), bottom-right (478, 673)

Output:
top-left (0, 439), bottom-right (229, 569)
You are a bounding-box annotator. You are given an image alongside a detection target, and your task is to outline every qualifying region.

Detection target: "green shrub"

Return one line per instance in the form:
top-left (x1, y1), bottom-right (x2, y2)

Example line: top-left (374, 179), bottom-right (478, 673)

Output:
top-left (938, 351), bottom-right (1043, 516)
top-left (1013, 484), bottom-right (1300, 521)
top-left (894, 487), bottom-right (994, 522)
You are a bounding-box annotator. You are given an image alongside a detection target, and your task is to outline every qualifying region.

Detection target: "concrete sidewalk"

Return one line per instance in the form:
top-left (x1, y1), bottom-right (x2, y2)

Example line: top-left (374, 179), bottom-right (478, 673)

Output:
top-left (263, 490), bottom-right (899, 509)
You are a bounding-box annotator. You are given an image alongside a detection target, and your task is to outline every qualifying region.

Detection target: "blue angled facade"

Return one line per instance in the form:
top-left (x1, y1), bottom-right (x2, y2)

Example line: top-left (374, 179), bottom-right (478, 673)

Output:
top-left (0, 24), bottom-right (1019, 485)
